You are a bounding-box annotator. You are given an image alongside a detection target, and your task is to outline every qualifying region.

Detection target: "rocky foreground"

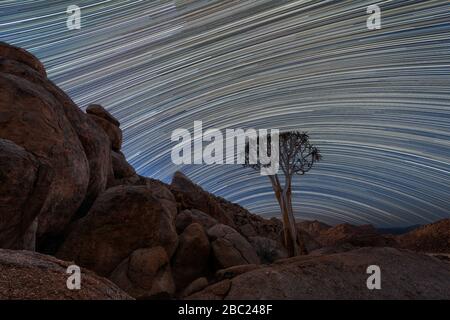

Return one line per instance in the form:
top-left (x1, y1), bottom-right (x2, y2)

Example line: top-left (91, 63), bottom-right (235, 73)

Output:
top-left (0, 42), bottom-right (449, 299)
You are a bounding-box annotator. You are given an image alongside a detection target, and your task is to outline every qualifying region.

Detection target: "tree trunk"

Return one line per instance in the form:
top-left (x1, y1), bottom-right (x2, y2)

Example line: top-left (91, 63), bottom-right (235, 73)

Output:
top-left (269, 175), bottom-right (302, 257)
top-left (280, 192), bottom-right (299, 256)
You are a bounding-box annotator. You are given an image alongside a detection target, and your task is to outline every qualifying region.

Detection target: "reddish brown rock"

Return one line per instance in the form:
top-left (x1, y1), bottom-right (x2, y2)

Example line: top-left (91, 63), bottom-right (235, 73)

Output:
top-left (110, 247), bottom-right (175, 299)
top-left (57, 185), bottom-right (178, 276)
top-left (188, 247), bottom-right (450, 300)
top-left (0, 43), bottom-right (112, 243)
top-left (87, 113), bottom-right (122, 151)
top-left (111, 151), bottom-right (136, 180)
top-left (0, 42), bottom-right (46, 77)
top-left (208, 224), bottom-right (260, 268)
top-left (0, 249), bottom-right (131, 300)
top-left (397, 219), bottom-right (450, 253)
top-left (248, 236), bottom-right (288, 263)
top-left (297, 220), bottom-right (331, 238)
top-left (180, 277), bottom-right (209, 298)
top-left (172, 223), bottom-right (211, 290)
top-left (176, 209), bottom-right (218, 234)
top-left (215, 264), bottom-right (261, 281)
top-left (86, 104), bottom-right (120, 127)
top-left (170, 171), bottom-right (235, 227)
top-left (0, 139), bottom-right (43, 249)
top-left (0, 64), bottom-right (90, 238)
top-left (316, 223), bottom-right (396, 248)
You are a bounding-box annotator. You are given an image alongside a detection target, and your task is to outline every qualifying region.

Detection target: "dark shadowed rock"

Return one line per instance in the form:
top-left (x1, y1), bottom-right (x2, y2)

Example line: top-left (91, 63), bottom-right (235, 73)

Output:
top-left (0, 43), bottom-right (112, 244)
top-left (397, 219), bottom-right (450, 253)
top-left (297, 220), bottom-right (331, 238)
top-left (172, 223), bottom-right (210, 290)
top-left (0, 249), bottom-right (131, 300)
top-left (111, 151), bottom-right (136, 180)
top-left (0, 139), bottom-right (43, 249)
top-left (176, 209), bottom-right (218, 234)
top-left (248, 236), bottom-right (288, 263)
top-left (170, 171), bottom-right (235, 227)
top-left (188, 247), bottom-right (450, 299)
top-left (0, 42), bottom-right (46, 77)
top-left (215, 264), bottom-right (261, 281)
top-left (57, 185), bottom-right (178, 276)
top-left (109, 247), bottom-right (175, 299)
top-left (87, 113), bottom-right (122, 151)
top-left (208, 224), bottom-right (260, 268)
top-left (180, 277), bottom-right (209, 298)
top-left (316, 223), bottom-right (396, 248)
top-left (86, 104), bottom-right (120, 127)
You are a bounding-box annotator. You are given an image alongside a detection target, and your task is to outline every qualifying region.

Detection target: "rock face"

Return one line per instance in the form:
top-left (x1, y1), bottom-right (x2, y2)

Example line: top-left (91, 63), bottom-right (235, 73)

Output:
top-left (248, 236), bottom-right (287, 263)
top-left (0, 249), bottom-right (131, 300)
top-left (57, 185), bottom-right (178, 276)
top-left (109, 247), bottom-right (175, 299)
top-left (316, 223), bottom-right (396, 248)
top-left (208, 224), bottom-right (260, 268)
top-left (0, 139), bottom-right (42, 249)
top-left (397, 219), bottom-right (450, 253)
top-left (171, 171), bottom-right (235, 227)
top-left (0, 42), bottom-right (112, 248)
top-left (176, 209), bottom-right (218, 234)
top-left (86, 104), bottom-right (122, 151)
top-left (297, 220), bottom-right (331, 238)
top-left (188, 247), bottom-right (450, 300)
top-left (172, 223), bottom-right (211, 290)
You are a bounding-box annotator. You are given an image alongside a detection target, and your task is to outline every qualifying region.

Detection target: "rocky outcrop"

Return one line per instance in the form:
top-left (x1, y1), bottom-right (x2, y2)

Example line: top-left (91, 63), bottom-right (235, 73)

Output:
top-left (397, 219), bottom-right (450, 253)
top-left (0, 249), bottom-right (131, 300)
top-left (0, 42), bottom-right (112, 248)
top-left (172, 223), bottom-right (211, 291)
top-left (0, 139), bottom-right (44, 249)
top-left (176, 209), bottom-right (218, 234)
top-left (188, 247), bottom-right (450, 299)
top-left (170, 171), bottom-right (235, 227)
top-left (86, 104), bottom-right (122, 151)
top-left (297, 220), bottom-right (331, 238)
top-left (248, 236), bottom-right (287, 263)
top-left (109, 247), bottom-right (175, 299)
top-left (315, 223), bottom-right (396, 248)
top-left (56, 185), bottom-right (178, 276)
top-left (208, 224), bottom-right (260, 268)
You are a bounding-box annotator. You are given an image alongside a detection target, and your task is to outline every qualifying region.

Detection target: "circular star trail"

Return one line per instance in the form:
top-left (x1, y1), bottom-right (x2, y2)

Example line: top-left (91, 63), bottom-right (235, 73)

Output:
top-left (1, 0), bottom-right (449, 226)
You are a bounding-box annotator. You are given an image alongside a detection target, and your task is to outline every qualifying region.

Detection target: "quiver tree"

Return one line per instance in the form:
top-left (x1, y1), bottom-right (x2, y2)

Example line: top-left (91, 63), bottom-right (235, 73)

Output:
top-left (244, 131), bottom-right (321, 256)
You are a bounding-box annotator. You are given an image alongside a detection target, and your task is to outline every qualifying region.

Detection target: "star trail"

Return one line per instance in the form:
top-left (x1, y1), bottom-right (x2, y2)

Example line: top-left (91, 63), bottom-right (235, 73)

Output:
top-left (1, 0), bottom-right (449, 227)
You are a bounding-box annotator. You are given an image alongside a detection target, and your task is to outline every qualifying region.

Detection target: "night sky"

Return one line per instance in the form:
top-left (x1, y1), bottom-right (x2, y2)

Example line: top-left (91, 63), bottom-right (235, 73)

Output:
top-left (1, 0), bottom-right (449, 227)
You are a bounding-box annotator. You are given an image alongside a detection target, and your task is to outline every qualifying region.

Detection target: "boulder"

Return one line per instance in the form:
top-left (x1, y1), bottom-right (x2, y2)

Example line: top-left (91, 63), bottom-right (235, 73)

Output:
top-left (87, 113), bottom-right (122, 151)
top-left (86, 104), bottom-right (120, 127)
top-left (172, 223), bottom-right (211, 290)
top-left (248, 236), bottom-right (288, 263)
top-left (215, 264), bottom-right (261, 281)
top-left (0, 249), bottom-right (131, 299)
top-left (110, 247), bottom-right (175, 299)
top-left (176, 209), bottom-right (218, 234)
top-left (111, 151), bottom-right (136, 180)
top-left (180, 277), bottom-right (209, 298)
top-left (188, 247), bottom-right (450, 299)
top-left (0, 139), bottom-right (46, 249)
top-left (208, 224), bottom-right (260, 268)
top-left (57, 185), bottom-right (178, 276)
top-left (170, 171), bottom-right (235, 227)
top-left (0, 42), bottom-right (112, 243)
